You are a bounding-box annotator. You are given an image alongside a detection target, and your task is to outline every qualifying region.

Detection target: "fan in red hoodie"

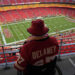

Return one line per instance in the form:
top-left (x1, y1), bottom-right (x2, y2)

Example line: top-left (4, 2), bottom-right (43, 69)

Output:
top-left (14, 19), bottom-right (59, 75)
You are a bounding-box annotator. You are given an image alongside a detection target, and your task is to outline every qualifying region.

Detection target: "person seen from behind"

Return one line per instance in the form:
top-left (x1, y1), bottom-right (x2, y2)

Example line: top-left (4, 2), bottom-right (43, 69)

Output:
top-left (14, 19), bottom-right (59, 75)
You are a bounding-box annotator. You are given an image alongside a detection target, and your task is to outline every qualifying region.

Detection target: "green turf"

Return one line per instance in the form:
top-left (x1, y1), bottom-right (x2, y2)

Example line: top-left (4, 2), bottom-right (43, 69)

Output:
top-left (1, 16), bottom-right (75, 44)
top-left (43, 16), bottom-right (75, 33)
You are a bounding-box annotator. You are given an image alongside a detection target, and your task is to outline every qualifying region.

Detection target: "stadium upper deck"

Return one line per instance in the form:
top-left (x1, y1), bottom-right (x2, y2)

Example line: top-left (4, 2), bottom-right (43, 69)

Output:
top-left (0, 0), bottom-right (75, 6)
top-left (0, 7), bottom-right (75, 24)
top-left (0, 0), bottom-right (75, 24)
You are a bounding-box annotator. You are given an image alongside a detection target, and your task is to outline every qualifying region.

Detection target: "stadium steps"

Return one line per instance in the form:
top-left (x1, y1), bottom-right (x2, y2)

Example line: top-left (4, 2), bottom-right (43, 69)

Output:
top-left (0, 56), bottom-right (75, 75)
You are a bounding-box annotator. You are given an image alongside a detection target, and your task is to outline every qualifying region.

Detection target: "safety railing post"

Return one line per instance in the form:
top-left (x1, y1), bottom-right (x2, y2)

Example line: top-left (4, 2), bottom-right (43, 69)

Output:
top-left (57, 38), bottom-right (63, 61)
top-left (2, 46), bottom-right (10, 69)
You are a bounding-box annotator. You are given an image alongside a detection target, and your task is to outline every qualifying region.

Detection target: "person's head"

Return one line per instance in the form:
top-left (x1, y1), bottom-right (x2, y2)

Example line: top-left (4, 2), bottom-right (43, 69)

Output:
top-left (27, 19), bottom-right (49, 36)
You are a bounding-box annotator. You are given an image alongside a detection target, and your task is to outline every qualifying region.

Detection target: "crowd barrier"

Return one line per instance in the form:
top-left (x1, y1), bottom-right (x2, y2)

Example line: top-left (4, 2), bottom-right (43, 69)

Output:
top-left (0, 38), bottom-right (75, 69)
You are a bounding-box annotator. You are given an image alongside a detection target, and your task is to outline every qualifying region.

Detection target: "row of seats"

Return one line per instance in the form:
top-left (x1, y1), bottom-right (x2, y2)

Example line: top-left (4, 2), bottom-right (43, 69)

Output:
top-left (0, 0), bottom-right (74, 5)
top-left (55, 32), bottom-right (75, 54)
top-left (0, 32), bottom-right (75, 63)
top-left (57, 32), bottom-right (75, 44)
top-left (0, 7), bottom-right (75, 23)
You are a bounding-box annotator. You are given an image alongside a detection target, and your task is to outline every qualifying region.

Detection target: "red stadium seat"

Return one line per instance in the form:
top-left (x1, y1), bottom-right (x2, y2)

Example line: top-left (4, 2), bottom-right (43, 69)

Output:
top-left (8, 0), bottom-right (16, 5)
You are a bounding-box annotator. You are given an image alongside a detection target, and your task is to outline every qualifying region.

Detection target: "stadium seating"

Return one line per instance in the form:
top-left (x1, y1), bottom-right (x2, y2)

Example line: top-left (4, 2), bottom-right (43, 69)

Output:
top-left (33, 7), bottom-right (49, 17)
top-left (31, 8), bottom-right (41, 17)
top-left (71, 9), bottom-right (75, 18)
top-left (56, 32), bottom-right (75, 55)
top-left (8, 10), bottom-right (22, 21)
top-left (16, 0), bottom-right (23, 4)
top-left (0, 11), bottom-right (15, 23)
top-left (23, 9), bottom-right (35, 18)
top-left (0, 15), bottom-right (5, 23)
top-left (17, 9), bottom-right (28, 19)
top-left (0, 32), bottom-right (75, 63)
top-left (0, 0), bottom-right (10, 5)
top-left (0, 0), bottom-right (74, 5)
top-left (0, 7), bottom-right (75, 23)
top-left (9, 0), bottom-right (16, 4)
top-left (57, 32), bottom-right (75, 44)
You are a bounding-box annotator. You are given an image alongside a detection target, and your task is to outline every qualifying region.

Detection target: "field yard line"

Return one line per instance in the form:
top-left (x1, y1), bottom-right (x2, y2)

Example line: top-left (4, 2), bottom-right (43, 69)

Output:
top-left (21, 23), bottom-right (29, 37)
top-left (49, 28), bottom-right (75, 35)
top-left (6, 24), bottom-right (29, 45)
top-left (0, 26), bottom-right (1, 31)
top-left (0, 26), bottom-right (1, 32)
top-left (0, 26), bottom-right (7, 45)
top-left (20, 24), bottom-right (28, 38)
top-left (16, 24), bottom-right (25, 39)
top-left (7, 25), bottom-right (16, 41)
top-left (12, 24), bottom-right (21, 40)
top-left (6, 27), bottom-right (75, 45)
top-left (42, 16), bottom-right (65, 20)
top-left (2, 20), bottom-right (31, 26)
top-left (6, 39), bottom-right (26, 45)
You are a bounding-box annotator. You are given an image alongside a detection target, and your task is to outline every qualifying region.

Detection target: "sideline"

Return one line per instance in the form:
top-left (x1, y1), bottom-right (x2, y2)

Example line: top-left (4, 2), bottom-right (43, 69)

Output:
top-left (2, 16), bottom-right (65, 26)
top-left (6, 39), bottom-right (26, 45)
top-left (66, 17), bottom-right (75, 23)
top-left (49, 28), bottom-right (75, 35)
top-left (0, 26), bottom-right (7, 45)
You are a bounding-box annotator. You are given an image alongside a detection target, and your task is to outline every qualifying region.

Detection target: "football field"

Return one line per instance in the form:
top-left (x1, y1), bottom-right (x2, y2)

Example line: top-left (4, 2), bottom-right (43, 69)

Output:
top-left (0, 16), bottom-right (75, 45)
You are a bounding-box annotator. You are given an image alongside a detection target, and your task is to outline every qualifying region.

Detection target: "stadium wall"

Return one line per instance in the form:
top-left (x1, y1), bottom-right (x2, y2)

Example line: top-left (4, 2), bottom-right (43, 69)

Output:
top-left (0, 3), bottom-right (75, 11)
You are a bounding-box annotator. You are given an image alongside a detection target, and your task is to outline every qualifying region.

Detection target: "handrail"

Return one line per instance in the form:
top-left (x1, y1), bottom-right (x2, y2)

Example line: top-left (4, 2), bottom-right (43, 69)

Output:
top-left (0, 38), bottom-right (75, 69)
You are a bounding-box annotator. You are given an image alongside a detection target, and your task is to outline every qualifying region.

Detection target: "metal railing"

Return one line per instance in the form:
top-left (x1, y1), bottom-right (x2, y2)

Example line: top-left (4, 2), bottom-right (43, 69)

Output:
top-left (0, 38), bottom-right (75, 69)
